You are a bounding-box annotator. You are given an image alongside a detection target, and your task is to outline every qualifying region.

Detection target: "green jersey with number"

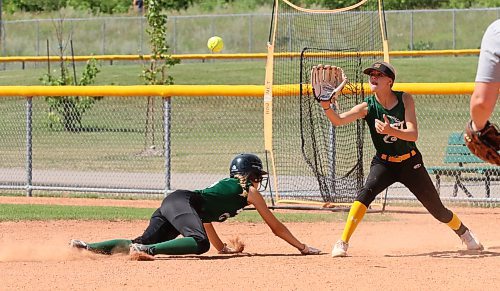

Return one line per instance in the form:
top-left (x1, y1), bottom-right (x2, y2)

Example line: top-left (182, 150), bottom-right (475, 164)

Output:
top-left (364, 91), bottom-right (417, 156)
top-left (194, 178), bottom-right (249, 223)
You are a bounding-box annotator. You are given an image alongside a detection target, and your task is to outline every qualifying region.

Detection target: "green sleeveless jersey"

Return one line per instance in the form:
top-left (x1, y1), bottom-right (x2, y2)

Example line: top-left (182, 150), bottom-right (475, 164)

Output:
top-left (194, 178), bottom-right (249, 223)
top-left (364, 91), bottom-right (417, 156)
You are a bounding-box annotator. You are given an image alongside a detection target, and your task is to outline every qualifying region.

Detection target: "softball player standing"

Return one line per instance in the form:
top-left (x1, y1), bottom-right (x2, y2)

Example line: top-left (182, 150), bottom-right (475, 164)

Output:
top-left (470, 19), bottom-right (499, 134)
top-left (312, 61), bottom-right (484, 257)
top-left (70, 153), bottom-right (320, 259)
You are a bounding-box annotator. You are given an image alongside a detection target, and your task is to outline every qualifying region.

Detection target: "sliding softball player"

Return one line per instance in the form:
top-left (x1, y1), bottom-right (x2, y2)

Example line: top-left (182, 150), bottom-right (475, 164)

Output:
top-left (70, 153), bottom-right (321, 259)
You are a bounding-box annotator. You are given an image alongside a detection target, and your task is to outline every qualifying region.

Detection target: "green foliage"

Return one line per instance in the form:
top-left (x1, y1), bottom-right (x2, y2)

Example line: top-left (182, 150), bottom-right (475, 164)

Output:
top-left (288, 0), bottom-right (498, 10)
top-left (408, 40), bottom-right (434, 51)
top-left (193, 0), bottom-right (269, 11)
top-left (141, 0), bottom-right (179, 85)
top-left (5, 0), bottom-right (65, 12)
top-left (156, 0), bottom-right (195, 11)
top-left (3, 0), bottom-right (499, 14)
top-left (380, 0), bottom-right (444, 10)
top-left (67, 0), bottom-right (132, 14)
top-left (40, 59), bottom-right (102, 132)
top-left (316, 0), bottom-right (446, 10)
top-left (194, 0), bottom-right (227, 11)
top-left (303, 0), bottom-right (362, 9)
top-left (3, 0), bottom-right (132, 13)
top-left (447, 0), bottom-right (500, 8)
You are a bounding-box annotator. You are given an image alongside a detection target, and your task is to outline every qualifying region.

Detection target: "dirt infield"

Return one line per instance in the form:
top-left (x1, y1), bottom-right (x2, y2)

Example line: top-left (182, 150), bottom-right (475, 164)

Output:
top-left (1, 197), bottom-right (500, 290)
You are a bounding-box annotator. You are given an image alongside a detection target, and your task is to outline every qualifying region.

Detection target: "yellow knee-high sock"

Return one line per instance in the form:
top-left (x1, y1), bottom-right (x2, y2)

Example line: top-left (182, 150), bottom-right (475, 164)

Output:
top-left (341, 201), bottom-right (368, 243)
top-left (446, 212), bottom-right (462, 231)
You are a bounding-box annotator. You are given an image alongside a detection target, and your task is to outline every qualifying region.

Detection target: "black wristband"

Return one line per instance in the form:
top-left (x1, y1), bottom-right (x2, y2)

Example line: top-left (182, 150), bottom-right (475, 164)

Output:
top-left (479, 120), bottom-right (491, 134)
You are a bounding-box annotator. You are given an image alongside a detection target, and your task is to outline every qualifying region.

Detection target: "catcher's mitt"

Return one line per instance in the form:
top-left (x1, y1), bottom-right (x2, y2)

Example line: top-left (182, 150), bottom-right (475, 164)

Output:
top-left (464, 120), bottom-right (500, 166)
top-left (310, 64), bottom-right (347, 102)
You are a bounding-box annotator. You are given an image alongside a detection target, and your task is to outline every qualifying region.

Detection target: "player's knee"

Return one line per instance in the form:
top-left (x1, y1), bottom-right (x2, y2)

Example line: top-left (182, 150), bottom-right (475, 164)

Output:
top-left (431, 208), bottom-right (453, 223)
top-left (131, 236), bottom-right (144, 244)
top-left (356, 188), bottom-right (375, 206)
top-left (193, 237), bottom-right (210, 254)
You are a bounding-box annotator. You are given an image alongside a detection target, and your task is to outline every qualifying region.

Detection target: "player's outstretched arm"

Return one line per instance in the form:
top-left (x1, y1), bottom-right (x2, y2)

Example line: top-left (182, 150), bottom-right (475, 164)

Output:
top-left (323, 101), bottom-right (368, 126)
top-left (247, 187), bottom-right (321, 255)
top-left (204, 222), bottom-right (224, 251)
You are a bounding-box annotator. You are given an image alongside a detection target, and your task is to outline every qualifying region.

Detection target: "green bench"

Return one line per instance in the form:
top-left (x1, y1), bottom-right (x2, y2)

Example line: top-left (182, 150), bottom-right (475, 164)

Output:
top-left (427, 132), bottom-right (500, 198)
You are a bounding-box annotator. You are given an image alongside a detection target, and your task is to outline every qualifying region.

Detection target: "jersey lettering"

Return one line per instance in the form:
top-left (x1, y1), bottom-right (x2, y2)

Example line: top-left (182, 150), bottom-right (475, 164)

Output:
top-left (382, 115), bottom-right (404, 144)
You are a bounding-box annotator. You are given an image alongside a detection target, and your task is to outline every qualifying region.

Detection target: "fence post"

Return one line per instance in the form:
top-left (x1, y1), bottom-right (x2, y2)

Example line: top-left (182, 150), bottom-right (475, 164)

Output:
top-left (163, 96), bottom-right (171, 196)
top-left (249, 15), bottom-right (253, 53)
top-left (1, 20), bottom-right (5, 70)
top-left (26, 96), bottom-right (33, 197)
top-left (173, 17), bottom-right (177, 54)
top-left (288, 15), bottom-right (292, 56)
top-left (410, 11), bottom-right (414, 50)
top-left (140, 16), bottom-right (144, 54)
top-left (102, 19), bottom-right (106, 55)
top-left (36, 20), bottom-right (40, 67)
top-left (452, 9), bottom-right (456, 50)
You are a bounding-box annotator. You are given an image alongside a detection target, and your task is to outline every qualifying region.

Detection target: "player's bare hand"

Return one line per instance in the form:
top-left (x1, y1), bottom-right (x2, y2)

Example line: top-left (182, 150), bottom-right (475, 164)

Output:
top-left (300, 244), bottom-right (321, 255)
top-left (375, 114), bottom-right (392, 134)
top-left (218, 237), bottom-right (245, 254)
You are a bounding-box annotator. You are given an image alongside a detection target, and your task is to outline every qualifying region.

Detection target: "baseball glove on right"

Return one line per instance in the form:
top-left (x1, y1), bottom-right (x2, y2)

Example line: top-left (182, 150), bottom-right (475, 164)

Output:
top-left (310, 64), bottom-right (347, 102)
top-left (464, 120), bottom-right (500, 166)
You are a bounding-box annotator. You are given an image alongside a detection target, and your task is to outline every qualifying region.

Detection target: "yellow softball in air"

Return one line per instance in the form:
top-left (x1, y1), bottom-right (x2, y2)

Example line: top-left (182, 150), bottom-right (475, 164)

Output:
top-left (207, 36), bottom-right (224, 53)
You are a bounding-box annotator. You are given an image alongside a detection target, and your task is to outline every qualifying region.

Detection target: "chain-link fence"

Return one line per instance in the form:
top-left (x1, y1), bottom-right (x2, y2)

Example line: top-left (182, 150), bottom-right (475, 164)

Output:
top-left (0, 95), bottom-right (263, 197)
top-left (371, 94), bottom-right (499, 202)
top-left (386, 8), bottom-right (500, 50)
top-left (1, 8), bottom-right (498, 57)
top-left (0, 90), bottom-right (498, 202)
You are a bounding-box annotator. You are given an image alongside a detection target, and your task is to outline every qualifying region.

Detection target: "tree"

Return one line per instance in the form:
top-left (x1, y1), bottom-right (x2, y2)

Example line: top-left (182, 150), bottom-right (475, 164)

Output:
top-left (139, 0), bottom-right (180, 151)
top-left (41, 14), bottom-right (102, 132)
top-left (447, 0), bottom-right (500, 8)
top-left (301, 0), bottom-right (498, 10)
top-left (41, 59), bottom-right (101, 132)
top-left (318, 0), bottom-right (444, 10)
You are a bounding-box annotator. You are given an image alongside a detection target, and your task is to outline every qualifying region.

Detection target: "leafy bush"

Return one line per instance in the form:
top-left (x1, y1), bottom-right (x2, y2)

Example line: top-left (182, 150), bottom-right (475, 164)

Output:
top-left (3, 0), bottom-right (131, 13)
top-left (67, 0), bottom-right (131, 14)
top-left (408, 40), bottom-right (434, 51)
top-left (41, 59), bottom-right (103, 132)
top-left (7, 0), bottom-right (65, 12)
top-left (3, 0), bottom-right (499, 14)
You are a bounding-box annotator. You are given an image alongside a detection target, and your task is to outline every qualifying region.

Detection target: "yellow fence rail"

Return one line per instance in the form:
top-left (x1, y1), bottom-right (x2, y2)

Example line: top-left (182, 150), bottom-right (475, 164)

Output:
top-left (0, 49), bottom-right (480, 64)
top-left (0, 83), bottom-right (479, 97)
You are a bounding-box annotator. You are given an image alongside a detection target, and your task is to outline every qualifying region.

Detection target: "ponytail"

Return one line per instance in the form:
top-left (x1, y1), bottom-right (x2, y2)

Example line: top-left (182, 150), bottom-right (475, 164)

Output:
top-left (234, 174), bottom-right (250, 197)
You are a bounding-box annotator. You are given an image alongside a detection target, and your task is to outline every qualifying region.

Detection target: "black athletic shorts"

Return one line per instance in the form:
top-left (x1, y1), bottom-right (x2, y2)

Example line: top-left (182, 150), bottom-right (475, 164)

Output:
top-left (132, 190), bottom-right (207, 244)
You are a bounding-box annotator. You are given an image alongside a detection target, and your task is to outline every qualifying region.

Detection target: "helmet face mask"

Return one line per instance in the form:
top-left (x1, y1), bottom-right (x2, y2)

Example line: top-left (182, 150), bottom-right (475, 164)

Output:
top-left (256, 175), bottom-right (269, 191)
top-left (229, 153), bottom-right (269, 191)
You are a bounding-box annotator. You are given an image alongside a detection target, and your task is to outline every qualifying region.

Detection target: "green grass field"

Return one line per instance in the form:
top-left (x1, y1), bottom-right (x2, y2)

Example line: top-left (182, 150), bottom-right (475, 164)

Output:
top-left (0, 56), bottom-right (480, 86)
top-left (0, 203), bottom-right (394, 222)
